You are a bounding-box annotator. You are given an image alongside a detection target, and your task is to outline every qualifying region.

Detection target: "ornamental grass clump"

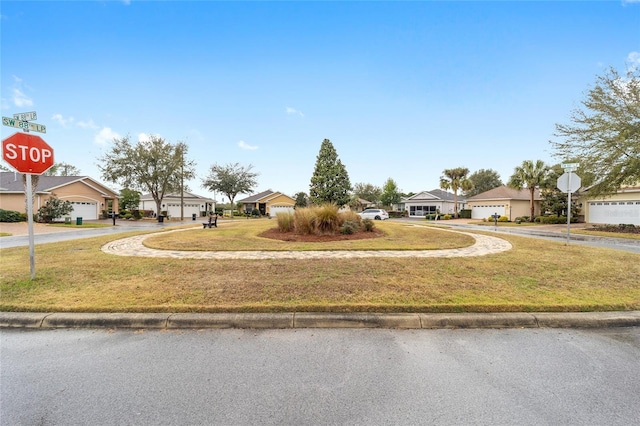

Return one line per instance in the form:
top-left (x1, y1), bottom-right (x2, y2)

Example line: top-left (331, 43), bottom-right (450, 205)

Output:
top-left (293, 207), bottom-right (316, 235)
top-left (276, 212), bottom-right (294, 232)
top-left (315, 204), bottom-right (340, 234)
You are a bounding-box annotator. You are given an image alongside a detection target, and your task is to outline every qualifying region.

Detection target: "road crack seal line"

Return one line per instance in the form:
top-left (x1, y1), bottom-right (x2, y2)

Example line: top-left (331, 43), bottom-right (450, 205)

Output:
top-left (101, 228), bottom-right (512, 259)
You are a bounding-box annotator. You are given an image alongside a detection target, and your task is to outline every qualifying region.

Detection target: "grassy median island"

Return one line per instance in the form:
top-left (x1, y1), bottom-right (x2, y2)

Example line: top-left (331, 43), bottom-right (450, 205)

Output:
top-left (143, 219), bottom-right (474, 251)
top-left (0, 220), bottom-right (638, 313)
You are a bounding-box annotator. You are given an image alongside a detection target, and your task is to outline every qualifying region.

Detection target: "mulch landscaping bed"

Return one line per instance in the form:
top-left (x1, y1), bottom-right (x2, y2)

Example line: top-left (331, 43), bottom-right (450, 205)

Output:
top-left (258, 227), bottom-right (385, 242)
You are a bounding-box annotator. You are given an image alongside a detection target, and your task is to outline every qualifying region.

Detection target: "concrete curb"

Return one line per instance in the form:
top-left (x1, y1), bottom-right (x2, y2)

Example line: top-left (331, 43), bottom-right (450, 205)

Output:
top-left (1, 311), bottom-right (639, 330)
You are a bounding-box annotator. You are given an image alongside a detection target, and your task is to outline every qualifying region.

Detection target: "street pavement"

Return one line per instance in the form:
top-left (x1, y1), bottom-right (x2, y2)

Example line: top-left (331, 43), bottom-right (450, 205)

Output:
top-left (2, 327), bottom-right (640, 425)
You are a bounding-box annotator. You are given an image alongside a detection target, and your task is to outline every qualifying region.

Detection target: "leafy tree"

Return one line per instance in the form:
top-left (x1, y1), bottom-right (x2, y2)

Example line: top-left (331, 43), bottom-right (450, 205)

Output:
top-left (98, 135), bottom-right (195, 219)
top-left (353, 182), bottom-right (381, 205)
top-left (508, 160), bottom-right (550, 222)
top-left (465, 169), bottom-right (502, 197)
top-left (42, 162), bottom-right (81, 176)
top-left (540, 164), bottom-right (581, 219)
top-left (201, 162), bottom-right (258, 211)
top-left (309, 138), bottom-right (352, 206)
top-left (380, 177), bottom-right (401, 209)
top-left (551, 66), bottom-right (640, 197)
top-left (37, 196), bottom-right (72, 223)
top-left (294, 191), bottom-right (308, 208)
top-left (119, 188), bottom-right (141, 211)
top-left (439, 167), bottom-right (473, 218)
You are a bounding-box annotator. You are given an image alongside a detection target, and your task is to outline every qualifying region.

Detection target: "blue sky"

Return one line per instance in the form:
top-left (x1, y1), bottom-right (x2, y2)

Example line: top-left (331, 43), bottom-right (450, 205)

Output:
top-left (1, 1), bottom-right (639, 202)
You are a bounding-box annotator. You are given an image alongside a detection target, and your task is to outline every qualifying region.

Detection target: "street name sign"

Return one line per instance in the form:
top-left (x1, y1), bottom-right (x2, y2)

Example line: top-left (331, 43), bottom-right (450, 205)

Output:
top-left (2, 132), bottom-right (54, 174)
top-left (2, 116), bottom-right (47, 133)
top-left (13, 111), bottom-right (37, 121)
top-left (561, 163), bottom-right (579, 171)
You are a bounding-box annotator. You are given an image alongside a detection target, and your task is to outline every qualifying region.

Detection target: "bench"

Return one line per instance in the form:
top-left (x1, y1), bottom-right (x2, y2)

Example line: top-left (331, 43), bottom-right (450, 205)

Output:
top-left (203, 216), bottom-right (218, 228)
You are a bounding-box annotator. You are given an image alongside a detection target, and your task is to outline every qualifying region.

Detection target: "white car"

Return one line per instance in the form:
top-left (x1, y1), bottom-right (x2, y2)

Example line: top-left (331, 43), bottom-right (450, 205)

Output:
top-left (358, 208), bottom-right (389, 220)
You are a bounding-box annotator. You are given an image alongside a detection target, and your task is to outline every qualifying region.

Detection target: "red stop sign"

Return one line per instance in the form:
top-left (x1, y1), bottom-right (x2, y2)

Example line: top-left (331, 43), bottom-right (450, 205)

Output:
top-left (2, 132), bottom-right (54, 174)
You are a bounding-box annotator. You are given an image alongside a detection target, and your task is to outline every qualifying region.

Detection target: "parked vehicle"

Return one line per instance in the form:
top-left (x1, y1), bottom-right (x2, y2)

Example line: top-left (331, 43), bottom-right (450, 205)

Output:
top-left (358, 208), bottom-right (389, 220)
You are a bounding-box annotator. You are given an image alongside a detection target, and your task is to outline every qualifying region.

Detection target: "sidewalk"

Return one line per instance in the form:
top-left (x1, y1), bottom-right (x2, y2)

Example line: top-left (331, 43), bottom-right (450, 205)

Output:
top-left (2, 311), bottom-right (639, 330)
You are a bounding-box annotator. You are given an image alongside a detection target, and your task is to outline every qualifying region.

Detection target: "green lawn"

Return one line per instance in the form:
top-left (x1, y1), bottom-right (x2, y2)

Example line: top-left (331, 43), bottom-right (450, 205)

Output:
top-left (1, 220), bottom-right (638, 313)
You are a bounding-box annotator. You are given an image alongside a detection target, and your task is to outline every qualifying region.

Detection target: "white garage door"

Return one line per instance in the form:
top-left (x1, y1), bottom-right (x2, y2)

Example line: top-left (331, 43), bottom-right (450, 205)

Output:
top-left (70, 201), bottom-right (98, 220)
top-left (472, 205), bottom-right (504, 220)
top-left (166, 203), bottom-right (202, 219)
top-left (589, 201), bottom-right (640, 225)
top-left (270, 205), bottom-right (295, 218)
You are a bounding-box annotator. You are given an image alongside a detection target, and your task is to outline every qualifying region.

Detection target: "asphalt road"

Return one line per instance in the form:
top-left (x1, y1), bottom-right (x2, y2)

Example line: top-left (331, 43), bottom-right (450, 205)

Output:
top-left (1, 218), bottom-right (639, 253)
top-left (2, 327), bottom-right (639, 425)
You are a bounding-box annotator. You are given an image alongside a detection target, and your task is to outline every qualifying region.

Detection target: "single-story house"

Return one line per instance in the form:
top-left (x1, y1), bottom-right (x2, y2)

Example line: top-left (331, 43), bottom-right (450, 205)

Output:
top-left (352, 198), bottom-right (374, 212)
top-left (466, 185), bottom-right (541, 220)
top-left (138, 191), bottom-right (215, 219)
top-left (402, 189), bottom-right (466, 217)
top-left (238, 190), bottom-right (296, 217)
top-left (0, 172), bottom-right (119, 220)
top-left (578, 184), bottom-right (640, 225)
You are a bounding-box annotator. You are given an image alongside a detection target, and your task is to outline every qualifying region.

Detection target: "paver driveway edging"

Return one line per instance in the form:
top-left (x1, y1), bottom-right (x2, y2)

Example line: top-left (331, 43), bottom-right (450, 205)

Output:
top-left (100, 227), bottom-right (512, 259)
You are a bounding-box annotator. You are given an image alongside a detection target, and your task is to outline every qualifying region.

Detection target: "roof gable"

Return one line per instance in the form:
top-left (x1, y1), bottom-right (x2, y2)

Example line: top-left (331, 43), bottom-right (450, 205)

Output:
top-left (467, 185), bottom-right (540, 201)
top-left (238, 189), bottom-right (276, 203)
top-left (0, 172), bottom-right (118, 196)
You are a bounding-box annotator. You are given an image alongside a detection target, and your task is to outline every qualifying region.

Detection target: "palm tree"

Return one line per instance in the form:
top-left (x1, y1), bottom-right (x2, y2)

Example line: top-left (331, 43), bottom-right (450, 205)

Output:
top-left (508, 160), bottom-right (550, 222)
top-left (439, 167), bottom-right (473, 218)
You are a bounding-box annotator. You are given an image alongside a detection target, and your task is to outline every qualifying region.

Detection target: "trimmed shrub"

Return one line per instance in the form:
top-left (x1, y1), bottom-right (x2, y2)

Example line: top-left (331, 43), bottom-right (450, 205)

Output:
top-left (0, 209), bottom-right (24, 223)
top-left (458, 209), bottom-right (472, 219)
top-left (442, 214), bottom-right (452, 220)
top-left (362, 218), bottom-right (375, 232)
top-left (340, 220), bottom-right (359, 235)
top-left (498, 216), bottom-right (509, 222)
top-left (276, 212), bottom-right (294, 232)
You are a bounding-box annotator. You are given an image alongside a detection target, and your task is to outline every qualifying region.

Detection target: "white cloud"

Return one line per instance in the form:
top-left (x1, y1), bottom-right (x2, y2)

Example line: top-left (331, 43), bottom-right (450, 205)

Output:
top-left (51, 113), bottom-right (75, 127)
top-left (627, 51), bottom-right (640, 71)
top-left (77, 119), bottom-right (99, 129)
top-left (95, 127), bottom-right (121, 145)
top-left (238, 140), bottom-right (258, 150)
top-left (286, 106), bottom-right (304, 117)
top-left (10, 75), bottom-right (34, 108)
top-left (12, 88), bottom-right (33, 108)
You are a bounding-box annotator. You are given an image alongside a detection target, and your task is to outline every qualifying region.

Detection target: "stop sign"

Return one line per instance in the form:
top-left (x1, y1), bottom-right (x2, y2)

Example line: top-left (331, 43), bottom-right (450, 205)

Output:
top-left (2, 132), bottom-right (54, 174)
top-left (556, 172), bottom-right (581, 194)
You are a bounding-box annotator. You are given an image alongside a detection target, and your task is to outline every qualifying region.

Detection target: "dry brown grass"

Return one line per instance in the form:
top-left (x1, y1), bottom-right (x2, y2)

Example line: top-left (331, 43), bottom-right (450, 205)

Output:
top-left (1, 220), bottom-right (638, 313)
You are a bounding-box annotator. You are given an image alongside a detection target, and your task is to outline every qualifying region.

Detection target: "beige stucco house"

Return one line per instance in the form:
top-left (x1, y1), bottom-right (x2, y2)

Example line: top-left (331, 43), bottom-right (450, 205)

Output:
top-left (138, 191), bottom-right (215, 219)
top-left (238, 190), bottom-right (296, 217)
top-left (467, 186), bottom-right (541, 220)
top-left (0, 172), bottom-right (119, 220)
top-left (577, 184), bottom-right (640, 225)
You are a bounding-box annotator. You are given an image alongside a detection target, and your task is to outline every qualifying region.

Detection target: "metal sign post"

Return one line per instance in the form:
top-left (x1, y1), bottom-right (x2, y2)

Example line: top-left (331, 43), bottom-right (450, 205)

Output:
top-left (558, 163), bottom-right (581, 245)
top-left (2, 111), bottom-right (51, 279)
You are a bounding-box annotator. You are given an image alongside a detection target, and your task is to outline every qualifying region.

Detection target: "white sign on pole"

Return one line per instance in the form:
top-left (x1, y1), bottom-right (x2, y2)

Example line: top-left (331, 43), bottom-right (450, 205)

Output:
top-left (561, 162), bottom-right (579, 171)
top-left (2, 116), bottom-right (47, 133)
top-left (557, 172), bottom-right (581, 194)
top-left (13, 111), bottom-right (37, 121)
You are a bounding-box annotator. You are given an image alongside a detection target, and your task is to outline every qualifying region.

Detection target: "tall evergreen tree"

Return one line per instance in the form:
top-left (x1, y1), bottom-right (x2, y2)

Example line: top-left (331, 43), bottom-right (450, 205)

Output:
top-left (309, 139), bottom-right (352, 206)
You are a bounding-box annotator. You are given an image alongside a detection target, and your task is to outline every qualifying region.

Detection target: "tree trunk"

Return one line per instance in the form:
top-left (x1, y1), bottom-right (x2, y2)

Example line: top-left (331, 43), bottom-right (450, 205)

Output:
top-left (530, 187), bottom-right (535, 222)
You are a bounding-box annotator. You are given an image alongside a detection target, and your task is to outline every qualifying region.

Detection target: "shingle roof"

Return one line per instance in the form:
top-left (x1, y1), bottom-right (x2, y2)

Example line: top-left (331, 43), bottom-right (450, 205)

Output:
top-left (0, 172), bottom-right (110, 194)
top-left (467, 185), bottom-right (541, 201)
top-left (237, 190), bottom-right (276, 203)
